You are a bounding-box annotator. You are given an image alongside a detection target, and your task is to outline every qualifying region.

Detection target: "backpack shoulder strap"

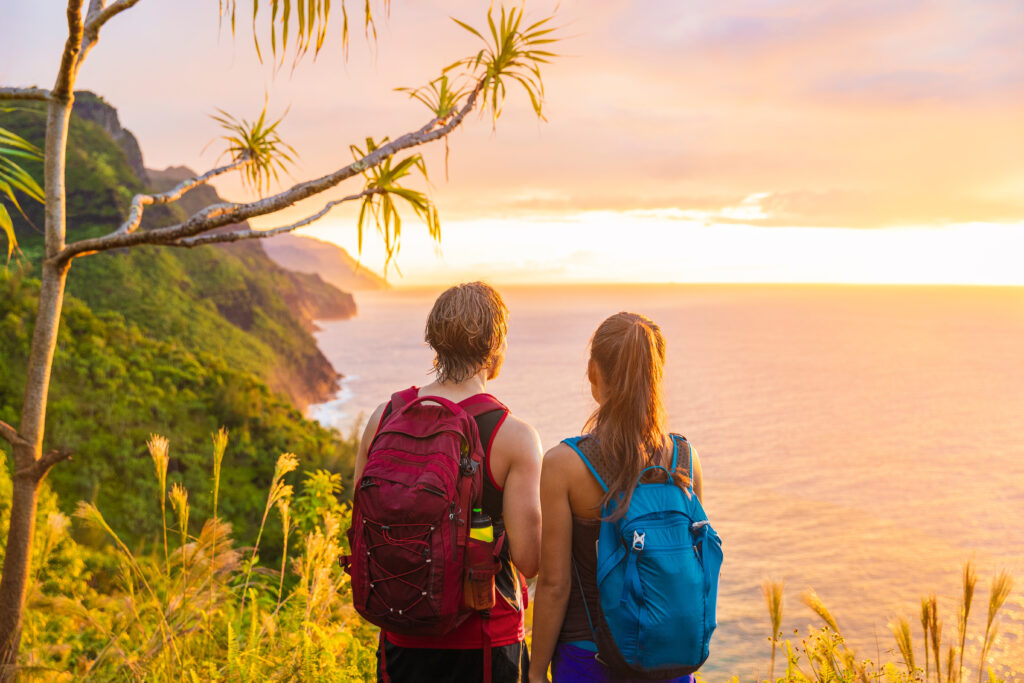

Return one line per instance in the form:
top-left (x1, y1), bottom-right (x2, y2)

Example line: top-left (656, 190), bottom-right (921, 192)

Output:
top-left (389, 386), bottom-right (420, 413)
top-left (458, 392), bottom-right (508, 418)
top-left (669, 434), bottom-right (693, 490)
top-left (562, 436), bottom-right (609, 493)
top-left (372, 387), bottom-right (420, 440)
top-left (456, 394), bottom-right (509, 456)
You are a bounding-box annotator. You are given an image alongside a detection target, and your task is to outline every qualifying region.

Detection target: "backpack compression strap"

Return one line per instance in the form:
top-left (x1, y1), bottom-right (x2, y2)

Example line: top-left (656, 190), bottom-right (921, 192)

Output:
top-left (669, 434), bottom-right (694, 492)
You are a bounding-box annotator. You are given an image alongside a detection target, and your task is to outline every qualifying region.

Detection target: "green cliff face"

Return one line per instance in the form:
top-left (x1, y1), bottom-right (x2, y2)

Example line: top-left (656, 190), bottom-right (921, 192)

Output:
top-left (3, 93), bottom-right (355, 408)
top-left (0, 94), bottom-right (358, 545)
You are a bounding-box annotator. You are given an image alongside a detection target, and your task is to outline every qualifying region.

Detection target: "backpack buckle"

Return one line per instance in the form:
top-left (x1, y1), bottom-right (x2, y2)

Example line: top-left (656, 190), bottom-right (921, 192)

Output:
top-left (632, 530), bottom-right (646, 552)
top-left (461, 457), bottom-right (479, 477)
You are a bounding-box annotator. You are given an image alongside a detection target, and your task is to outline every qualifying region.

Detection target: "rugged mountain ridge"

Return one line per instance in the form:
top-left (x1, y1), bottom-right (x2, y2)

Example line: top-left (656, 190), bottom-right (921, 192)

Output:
top-left (72, 91), bottom-right (150, 185)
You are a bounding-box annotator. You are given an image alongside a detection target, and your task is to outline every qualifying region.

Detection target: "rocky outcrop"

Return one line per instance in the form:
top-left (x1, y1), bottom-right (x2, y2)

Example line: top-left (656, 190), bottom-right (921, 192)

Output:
top-left (73, 91), bottom-right (150, 185)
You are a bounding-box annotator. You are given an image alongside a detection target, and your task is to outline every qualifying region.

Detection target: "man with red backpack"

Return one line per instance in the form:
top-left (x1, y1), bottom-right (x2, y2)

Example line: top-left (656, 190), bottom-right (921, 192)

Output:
top-left (348, 282), bottom-right (543, 683)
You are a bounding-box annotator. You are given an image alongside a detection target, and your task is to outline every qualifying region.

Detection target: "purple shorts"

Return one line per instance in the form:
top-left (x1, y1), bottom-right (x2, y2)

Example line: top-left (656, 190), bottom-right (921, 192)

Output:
top-left (551, 642), bottom-right (696, 683)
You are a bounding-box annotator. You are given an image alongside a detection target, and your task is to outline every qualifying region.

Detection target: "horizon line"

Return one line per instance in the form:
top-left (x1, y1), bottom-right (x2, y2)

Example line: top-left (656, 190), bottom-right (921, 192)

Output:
top-left (383, 279), bottom-right (1024, 291)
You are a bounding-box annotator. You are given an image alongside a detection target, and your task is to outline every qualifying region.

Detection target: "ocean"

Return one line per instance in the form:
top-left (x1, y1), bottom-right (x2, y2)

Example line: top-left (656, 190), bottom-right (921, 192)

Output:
top-left (310, 284), bottom-right (1024, 679)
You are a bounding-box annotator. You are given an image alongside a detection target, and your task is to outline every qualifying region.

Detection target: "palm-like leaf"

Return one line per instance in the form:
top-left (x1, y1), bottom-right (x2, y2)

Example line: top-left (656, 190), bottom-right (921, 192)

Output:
top-left (212, 105), bottom-right (297, 196)
top-left (396, 75), bottom-right (468, 120)
top-left (395, 75), bottom-right (470, 179)
top-left (350, 136), bottom-right (439, 275)
top-left (0, 125), bottom-right (44, 262)
top-left (448, 5), bottom-right (559, 122)
top-left (220, 0), bottom-right (389, 67)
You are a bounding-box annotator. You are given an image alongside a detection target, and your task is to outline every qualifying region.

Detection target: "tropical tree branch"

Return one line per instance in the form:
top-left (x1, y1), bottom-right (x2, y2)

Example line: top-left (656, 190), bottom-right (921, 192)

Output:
top-left (52, 0), bottom-right (85, 102)
top-left (83, 0), bottom-right (143, 36)
top-left (0, 88), bottom-right (51, 102)
top-left (0, 420), bottom-right (27, 448)
top-left (79, 0), bottom-right (143, 72)
top-left (53, 81), bottom-right (482, 263)
top-left (170, 188), bottom-right (383, 247)
top-left (112, 157), bottom-right (249, 237)
top-left (13, 449), bottom-right (73, 483)
top-left (84, 0), bottom-right (106, 22)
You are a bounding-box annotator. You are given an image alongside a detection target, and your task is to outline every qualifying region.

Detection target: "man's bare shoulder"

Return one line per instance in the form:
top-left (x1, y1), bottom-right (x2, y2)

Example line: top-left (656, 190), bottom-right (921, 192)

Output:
top-left (361, 401), bottom-right (390, 441)
top-left (369, 401), bottom-right (389, 420)
top-left (491, 412), bottom-right (542, 460)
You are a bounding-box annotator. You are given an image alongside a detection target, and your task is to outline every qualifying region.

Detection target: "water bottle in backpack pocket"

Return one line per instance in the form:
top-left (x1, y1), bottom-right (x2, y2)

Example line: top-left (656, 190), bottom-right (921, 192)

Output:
top-left (463, 508), bottom-right (498, 611)
top-left (563, 434), bottom-right (724, 678)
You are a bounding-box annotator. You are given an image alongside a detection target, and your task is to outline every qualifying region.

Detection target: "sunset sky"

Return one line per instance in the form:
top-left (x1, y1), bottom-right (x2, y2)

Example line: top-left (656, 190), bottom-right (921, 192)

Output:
top-left (3, 0), bottom-right (1023, 285)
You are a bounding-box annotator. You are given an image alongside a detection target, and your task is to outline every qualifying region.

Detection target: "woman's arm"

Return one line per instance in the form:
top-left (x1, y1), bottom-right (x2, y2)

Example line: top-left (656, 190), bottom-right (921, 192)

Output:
top-left (529, 446), bottom-right (575, 683)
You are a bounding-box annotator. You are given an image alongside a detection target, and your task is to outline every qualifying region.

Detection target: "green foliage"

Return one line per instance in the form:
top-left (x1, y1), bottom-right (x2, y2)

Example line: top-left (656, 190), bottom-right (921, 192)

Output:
top-left (0, 271), bottom-right (356, 550)
top-left (220, 0), bottom-right (386, 66)
top-left (449, 5), bottom-right (558, 121)
top-left (395, 74), bottom-right (467, 180)
top-left (1, 102), bottom-right (147, 243)
top-left (213, 104), bottom-right (297, 195)
top-left (1, 100), bottom-right (360, 553)
top-left (0, 121), bottom-right (44, 261)
top-left (396, 75), bottom-right (467, 121)
top-left (351, 137), bottom-right (439, 274)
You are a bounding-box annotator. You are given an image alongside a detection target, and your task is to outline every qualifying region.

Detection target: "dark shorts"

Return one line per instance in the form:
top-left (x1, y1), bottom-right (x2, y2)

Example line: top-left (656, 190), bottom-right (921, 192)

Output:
top-left (378, 638), bottom-right (529, 683)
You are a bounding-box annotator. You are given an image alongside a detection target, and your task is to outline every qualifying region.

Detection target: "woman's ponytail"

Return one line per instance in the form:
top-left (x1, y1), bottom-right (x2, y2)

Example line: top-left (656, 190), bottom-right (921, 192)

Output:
top-left (584, 312), bottom-right (688, 516)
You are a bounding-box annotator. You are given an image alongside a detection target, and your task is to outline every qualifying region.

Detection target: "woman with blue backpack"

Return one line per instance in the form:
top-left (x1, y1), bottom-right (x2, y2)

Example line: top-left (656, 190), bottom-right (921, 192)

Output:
top-left (529, 312), bottom-right (723, 682)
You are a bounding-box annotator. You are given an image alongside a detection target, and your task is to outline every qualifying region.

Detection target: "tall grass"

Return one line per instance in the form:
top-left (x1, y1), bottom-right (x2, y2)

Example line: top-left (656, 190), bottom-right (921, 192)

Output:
top-left (753, 562), bottom-right (1016, 683)
top-left (762, 579), bottom-right (784, 683)
top-left (9, 431), bottom-right (377, 681)
top-left (979, 570), bottom-right (1014, 683)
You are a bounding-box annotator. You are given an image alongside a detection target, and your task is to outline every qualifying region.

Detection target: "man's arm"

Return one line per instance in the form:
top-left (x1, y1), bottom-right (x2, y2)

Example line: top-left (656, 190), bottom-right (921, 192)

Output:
top-left (353, 402), bottom-right (388, 485)
top-left (492, 415), bottom-right (543, 578)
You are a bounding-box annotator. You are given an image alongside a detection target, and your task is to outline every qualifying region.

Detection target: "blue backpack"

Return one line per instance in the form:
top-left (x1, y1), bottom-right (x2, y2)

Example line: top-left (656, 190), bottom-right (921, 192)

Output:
top-left (562, 434), bottom-right (723, 678)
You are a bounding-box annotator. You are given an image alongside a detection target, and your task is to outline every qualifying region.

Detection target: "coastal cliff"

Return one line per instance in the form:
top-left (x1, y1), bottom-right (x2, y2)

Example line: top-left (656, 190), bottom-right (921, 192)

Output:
top-left (2, 92), bottom-right (358, 409)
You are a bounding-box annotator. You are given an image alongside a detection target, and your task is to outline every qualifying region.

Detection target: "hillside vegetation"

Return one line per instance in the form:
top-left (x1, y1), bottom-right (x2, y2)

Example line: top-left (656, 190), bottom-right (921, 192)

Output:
top-left (0, 95), bottom-right (361, 546)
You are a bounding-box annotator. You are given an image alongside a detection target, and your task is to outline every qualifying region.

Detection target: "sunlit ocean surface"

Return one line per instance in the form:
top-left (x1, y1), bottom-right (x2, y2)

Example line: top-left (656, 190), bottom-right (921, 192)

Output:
top-left (310, 284), bottom-right (1024, 680)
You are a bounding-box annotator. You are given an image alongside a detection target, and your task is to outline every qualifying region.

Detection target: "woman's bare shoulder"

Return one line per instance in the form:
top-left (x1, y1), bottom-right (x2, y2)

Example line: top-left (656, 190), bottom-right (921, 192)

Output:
top-left (542, 441), bottom-right (593, 485)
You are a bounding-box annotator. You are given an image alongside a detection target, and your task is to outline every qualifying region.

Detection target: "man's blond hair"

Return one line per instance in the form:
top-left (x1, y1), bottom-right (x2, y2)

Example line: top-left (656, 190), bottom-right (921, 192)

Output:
top-left (425, 282), bottom-right (509, 383)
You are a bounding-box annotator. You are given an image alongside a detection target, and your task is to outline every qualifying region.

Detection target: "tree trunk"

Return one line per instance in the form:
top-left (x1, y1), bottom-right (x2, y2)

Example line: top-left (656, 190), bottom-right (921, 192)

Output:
top-left (0, 89), bottom-right (74, 679)
top-left (0, 445), bottom-right (41, 677)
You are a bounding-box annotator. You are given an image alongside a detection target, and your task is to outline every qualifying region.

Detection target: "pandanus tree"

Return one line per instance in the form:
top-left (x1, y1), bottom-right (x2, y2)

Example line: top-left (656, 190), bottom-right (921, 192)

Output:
top-left (0, 0), bottom-right (557, 672)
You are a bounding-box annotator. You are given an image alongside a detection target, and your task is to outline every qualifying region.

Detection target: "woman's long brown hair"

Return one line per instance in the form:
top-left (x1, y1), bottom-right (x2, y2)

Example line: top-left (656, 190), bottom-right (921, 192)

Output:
top-left (584, 312), bottom-right (689, 516)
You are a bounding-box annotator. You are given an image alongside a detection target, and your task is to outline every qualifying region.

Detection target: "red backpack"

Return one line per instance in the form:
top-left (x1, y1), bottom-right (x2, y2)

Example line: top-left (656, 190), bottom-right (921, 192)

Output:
top-left (345, 389), bottom-right (504, 636)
